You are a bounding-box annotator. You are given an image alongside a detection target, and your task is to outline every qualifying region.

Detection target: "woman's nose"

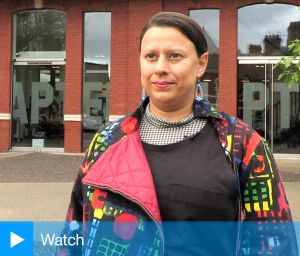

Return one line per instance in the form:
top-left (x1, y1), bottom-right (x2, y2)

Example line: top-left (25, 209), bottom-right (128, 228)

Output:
top-left (154, 56), bottom-right (169, 75)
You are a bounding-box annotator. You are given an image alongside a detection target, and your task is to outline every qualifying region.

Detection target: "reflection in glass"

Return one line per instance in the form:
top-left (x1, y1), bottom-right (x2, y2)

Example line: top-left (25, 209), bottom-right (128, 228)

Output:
top-left (238, 64), bottom-right (269, 140)
top-left (14, 10), bottom-right (66, 59)
top-left (190, 9), bottom-right (219, 107)
top-left (273, 66), bottom-right (300, 153)
top-left (12, 9), bottom-right (66, 148)
top-left (83, 12), bottom-right (111, 151)
top-left (238, 64), bottom-right (300, 153)
top-left (12, 65), bottom-right (65, 148)
top-left (238, 4), bottom-right (300, 56)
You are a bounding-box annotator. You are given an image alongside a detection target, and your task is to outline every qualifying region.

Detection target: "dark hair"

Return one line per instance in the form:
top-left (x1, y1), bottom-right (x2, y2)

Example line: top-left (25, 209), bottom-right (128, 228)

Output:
top-left (140, 12), bottom-right (207, 56)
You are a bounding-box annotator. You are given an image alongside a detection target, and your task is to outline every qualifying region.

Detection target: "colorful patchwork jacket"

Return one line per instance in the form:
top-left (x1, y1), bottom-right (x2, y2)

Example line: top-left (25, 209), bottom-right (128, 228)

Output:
top-left (61, 97), bottom-right (298, 256)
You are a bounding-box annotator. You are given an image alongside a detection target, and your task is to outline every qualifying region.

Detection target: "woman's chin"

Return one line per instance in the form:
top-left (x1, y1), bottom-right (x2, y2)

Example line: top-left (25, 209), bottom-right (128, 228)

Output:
top-left (149, 93), bottom-right (175, 106)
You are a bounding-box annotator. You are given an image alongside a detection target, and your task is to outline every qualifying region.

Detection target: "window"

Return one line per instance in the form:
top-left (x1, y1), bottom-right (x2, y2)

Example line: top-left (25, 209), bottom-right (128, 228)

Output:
top-left (238, 4), bottom-right (300, 56)
top-left (14, 10), bottom-right (66, 59)
top-left (237, 4), bottom-right (300, 153)
top-left (82, 12), bottom-right (111, 150)
top-left (12, 10), bottom-right (66, 148)
top-left (190, 9), bottom-right (219, 107)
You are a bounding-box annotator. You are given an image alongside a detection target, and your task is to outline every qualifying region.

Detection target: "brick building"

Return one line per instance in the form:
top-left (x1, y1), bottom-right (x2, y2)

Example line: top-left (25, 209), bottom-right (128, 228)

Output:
top-left (0, 0), bottom-right (299, 153)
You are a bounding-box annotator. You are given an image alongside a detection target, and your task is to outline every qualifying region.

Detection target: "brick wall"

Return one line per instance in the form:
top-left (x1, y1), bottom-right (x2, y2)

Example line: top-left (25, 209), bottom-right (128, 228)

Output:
top-left (64, 3), bottom-right (84, 152)
top-left (218, 1), bottom-right (237, 115)
top-left (1, 0), bottom-right (299, 152)
top-left (110, 1), bottom-right (129, 115)
top-left (0, 121), bottom-right (10, 152)
top-left (164, 0), bottom-right (188, 14)
top-left (64, 122), bottom-right (82, 153)
top-left (0, 2), bottom-right (11, 151)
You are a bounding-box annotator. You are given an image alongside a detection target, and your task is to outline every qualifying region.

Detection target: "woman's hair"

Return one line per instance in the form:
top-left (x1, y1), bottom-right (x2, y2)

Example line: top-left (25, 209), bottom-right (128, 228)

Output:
top-left (140, 12), bottom-right (207, 56)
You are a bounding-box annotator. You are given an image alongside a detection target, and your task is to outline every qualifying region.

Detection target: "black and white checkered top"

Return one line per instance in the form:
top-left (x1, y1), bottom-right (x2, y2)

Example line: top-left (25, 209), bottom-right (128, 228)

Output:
top-left (139, 104), bottom-right (207, 145)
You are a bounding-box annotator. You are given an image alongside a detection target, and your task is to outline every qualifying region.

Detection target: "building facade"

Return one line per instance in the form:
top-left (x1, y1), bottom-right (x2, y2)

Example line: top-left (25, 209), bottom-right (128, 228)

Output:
top-left (0, 0), bottom-right (299, 153)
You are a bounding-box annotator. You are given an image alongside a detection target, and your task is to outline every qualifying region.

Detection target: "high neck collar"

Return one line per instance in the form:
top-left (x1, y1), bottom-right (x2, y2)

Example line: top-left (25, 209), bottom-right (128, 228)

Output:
top-left (143, 104), bottom-right (194, 128)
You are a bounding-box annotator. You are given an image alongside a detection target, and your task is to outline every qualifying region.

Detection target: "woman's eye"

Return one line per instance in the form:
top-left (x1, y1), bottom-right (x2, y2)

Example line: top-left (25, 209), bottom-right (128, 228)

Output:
top-left (145, 53), bottom-right (157, 60)
top-left (169, 53), bottom-right (182, 60)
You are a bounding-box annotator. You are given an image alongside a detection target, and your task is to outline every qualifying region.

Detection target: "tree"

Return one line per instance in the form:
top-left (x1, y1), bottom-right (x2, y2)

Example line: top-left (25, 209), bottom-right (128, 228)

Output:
top-left (274, 39), bottom-right (300, 87)
top-left (274, 6), bottom-right (300, 87)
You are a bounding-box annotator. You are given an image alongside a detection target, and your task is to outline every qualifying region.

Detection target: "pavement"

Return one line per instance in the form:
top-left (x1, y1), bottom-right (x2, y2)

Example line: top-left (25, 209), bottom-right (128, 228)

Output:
top-left (0, 151), bottom-right (299, 221)
top-left (0, 152), bottom-right (84, 221)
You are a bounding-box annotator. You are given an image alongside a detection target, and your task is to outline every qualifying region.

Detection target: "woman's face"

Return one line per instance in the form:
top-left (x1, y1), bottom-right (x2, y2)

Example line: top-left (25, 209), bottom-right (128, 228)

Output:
top-left (140, 26), bottom-right (208, 112)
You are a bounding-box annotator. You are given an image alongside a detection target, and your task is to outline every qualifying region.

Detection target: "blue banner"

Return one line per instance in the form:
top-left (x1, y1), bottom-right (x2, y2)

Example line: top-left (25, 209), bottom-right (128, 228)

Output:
top-left (0, 221), bottom-right (299, 255)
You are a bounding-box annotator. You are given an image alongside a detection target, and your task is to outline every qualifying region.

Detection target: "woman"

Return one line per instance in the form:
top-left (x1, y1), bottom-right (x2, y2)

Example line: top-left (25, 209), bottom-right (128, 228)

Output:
top-left (61, 12), bottom-right (297, 256)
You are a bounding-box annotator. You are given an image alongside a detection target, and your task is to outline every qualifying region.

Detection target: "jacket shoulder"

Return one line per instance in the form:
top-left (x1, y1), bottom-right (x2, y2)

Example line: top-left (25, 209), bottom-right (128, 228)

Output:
top-left (81, 118), bottom-right (126, 175)
top-left (211, 111), bottom-right (262, 169)
top-left (82, 113), bottom-right (141, 173)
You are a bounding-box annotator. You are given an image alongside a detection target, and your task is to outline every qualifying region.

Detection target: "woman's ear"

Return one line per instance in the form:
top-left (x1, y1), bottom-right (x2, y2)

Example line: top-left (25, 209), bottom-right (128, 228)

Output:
top-left (196, 52), bottom-right (209, 77)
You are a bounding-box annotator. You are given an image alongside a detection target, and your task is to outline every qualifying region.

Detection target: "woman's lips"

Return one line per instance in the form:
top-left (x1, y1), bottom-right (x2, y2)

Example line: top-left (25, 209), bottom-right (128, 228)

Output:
top-left (153, 81), bottom-right (173, 89)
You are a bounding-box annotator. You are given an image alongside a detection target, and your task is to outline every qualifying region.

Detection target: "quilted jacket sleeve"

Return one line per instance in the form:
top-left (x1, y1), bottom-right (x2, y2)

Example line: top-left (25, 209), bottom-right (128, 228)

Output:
top-left (238, 120), bottom-right (298, 255)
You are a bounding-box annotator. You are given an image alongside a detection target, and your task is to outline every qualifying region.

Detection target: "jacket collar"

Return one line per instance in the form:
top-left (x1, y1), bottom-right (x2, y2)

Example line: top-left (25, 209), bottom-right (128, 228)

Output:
top-left (130, 97), bottom-right (224, 126)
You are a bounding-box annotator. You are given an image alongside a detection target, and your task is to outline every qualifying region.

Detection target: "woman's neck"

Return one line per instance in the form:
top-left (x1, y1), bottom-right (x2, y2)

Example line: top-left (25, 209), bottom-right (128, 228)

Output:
top-left (148, 101), bottom-right (193, 121)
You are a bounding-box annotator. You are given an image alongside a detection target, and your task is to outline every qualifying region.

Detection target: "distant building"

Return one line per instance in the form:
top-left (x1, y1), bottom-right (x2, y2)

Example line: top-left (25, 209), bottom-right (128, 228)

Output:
top-left (288, 21), bottom-right (300, 44)
top-left (0, 0), bottom-right (299, 153)
top-left (263, 34), bottom-right (282, 56)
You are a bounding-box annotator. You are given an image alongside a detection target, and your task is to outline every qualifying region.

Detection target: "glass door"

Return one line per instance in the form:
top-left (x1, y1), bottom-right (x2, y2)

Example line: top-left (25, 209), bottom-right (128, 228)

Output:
top-left (272, 64), bottom-right (300, 153)
top-left (12, 9), bottom-right (66, 149)
top-left (238, 59), bottom-right (300, 154)
top-left (12, 64), bottom-right (65, 148)
top-left (238, 63), bottom-right (272, 144)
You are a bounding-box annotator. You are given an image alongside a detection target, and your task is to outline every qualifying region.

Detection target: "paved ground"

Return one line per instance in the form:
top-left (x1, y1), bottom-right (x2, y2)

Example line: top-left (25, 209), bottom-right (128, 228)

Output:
top-left (0, 152), bottom-right (299, 221)
top-left (0, 152), bottom-right (84, 221)
top-left (0, 152), bottom-right (83, 182)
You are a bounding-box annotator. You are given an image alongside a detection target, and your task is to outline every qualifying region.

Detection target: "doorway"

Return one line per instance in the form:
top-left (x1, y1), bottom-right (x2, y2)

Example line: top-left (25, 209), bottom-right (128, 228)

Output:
top-left (238, 58), bottom-right (300, 154)
top-left (12, 64), bottom-right (65, 148)
top-left (11, 9), bottom-right (66, 150)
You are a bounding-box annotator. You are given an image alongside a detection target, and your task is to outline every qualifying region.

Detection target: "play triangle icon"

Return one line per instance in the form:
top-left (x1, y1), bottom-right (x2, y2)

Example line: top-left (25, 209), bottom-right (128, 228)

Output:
top-left (10, 231), bottom-right (25, 248)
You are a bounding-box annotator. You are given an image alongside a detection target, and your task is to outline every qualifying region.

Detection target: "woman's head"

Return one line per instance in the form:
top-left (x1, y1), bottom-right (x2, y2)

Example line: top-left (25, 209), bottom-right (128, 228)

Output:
top-left (139, 12), bottom-right (208, 119)
top-left (140, 12), bottom-right (207, 57)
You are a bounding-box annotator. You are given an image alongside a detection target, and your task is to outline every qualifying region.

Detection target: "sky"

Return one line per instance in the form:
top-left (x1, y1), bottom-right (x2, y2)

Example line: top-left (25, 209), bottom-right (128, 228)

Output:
top-left (238, 4), bottom-right (300, 53)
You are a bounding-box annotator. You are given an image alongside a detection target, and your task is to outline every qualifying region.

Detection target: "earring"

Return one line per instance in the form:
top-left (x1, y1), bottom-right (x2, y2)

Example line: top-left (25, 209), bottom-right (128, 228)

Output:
top-left (142, 88), bottom-right (147, 101)
top-left (195, 78), bottom-right (203, 99)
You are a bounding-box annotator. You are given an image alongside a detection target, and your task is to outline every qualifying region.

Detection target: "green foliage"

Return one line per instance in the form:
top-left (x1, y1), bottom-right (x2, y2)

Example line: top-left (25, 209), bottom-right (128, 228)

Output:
top-left (274, 6), bottom-right (300, 87)
top-left (274, 39), bottom-right (300, 87)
